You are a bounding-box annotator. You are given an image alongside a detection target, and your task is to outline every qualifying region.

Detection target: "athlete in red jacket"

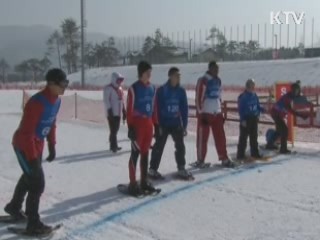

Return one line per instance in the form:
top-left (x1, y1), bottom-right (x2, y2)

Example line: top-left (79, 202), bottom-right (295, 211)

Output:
top-left (193, 61), bottom-right (235, 168)
top-left (4, 69), bottom-right (68, 235)
top-left (126, 61), bottom-right (158, 196)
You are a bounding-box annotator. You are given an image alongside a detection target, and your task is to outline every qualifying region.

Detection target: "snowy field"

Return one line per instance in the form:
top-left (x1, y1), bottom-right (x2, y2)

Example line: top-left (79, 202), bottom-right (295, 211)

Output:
top-left (68, 58), bottom-right (320, 87)
top-left (0, 90), bottom-right (320, 240)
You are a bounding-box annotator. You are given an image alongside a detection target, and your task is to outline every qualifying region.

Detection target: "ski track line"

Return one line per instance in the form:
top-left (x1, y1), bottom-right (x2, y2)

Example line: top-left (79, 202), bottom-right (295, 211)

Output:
top-left (64, 154), bottom-right (307, 240)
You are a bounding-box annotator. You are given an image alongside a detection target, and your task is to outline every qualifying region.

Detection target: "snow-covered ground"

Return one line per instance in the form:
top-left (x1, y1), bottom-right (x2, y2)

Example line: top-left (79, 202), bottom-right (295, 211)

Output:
top-left (68, 58), bottom-right (320, 87)
top-left (0, 90), bottom-right (320, 240)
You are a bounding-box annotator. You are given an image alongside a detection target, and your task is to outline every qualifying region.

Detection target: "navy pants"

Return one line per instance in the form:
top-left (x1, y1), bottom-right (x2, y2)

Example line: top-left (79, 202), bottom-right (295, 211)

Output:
top-left (8, 148), bottom-right (45, 223)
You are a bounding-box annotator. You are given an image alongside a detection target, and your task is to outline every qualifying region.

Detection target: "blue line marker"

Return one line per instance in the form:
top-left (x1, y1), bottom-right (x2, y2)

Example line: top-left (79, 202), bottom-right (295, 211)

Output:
top-left (68, 156), bottom-right (293, 239)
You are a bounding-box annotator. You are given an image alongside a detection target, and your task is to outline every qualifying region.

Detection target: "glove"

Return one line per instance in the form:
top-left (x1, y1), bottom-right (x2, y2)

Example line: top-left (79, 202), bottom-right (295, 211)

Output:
top-left (183, 129), bottom-right (188, 137)
top-left (46, 144), bottom-right (56, 162)
top-left (300, 113), bottom-right (309, 120)
top-left (240, 120), bottom-right (247, 128)
top-left (128, 126), bottom-right (136, 141)
top-left (122, 110), bottom-right (127, 124)
top-left (154, 125), bottom-right (163, 138)
top-left (296, 111), bottom-right (309, 120)
top-left (108, 108), bottom-right (113, 118)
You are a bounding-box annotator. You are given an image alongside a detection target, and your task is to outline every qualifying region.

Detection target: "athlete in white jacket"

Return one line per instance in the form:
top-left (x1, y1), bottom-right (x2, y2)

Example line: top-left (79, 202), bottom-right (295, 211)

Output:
top-left (103, 72), bottom-right (126, 152)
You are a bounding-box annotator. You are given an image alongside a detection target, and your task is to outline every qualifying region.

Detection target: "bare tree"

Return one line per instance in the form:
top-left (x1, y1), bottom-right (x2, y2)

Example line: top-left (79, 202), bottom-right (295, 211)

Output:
top-left (15, 61), bottom-right (30, 82)
top-left (61, 18), bottom-right (80, 73)
top-left (0, 59), bottom-right (10, 83)
top-left (47, 30), bottom-right (64, 69)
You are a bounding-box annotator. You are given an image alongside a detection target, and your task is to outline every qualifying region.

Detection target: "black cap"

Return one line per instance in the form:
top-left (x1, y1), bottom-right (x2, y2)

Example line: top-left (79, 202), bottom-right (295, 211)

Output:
top-left (208, 60), bottom-right (218, 69)
top-left (138, 61), bottom-right (152, 78)
top-left (46, 68), bottom-right (68, 84)
top-left (291, 82), bottom-right (300, 91)
top-left (168, 67), bottom-right (179, 77)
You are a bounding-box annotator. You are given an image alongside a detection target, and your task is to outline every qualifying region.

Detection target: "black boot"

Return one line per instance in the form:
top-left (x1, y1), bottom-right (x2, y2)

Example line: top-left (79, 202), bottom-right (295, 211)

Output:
top-left (26, 220), bottom-right (52, 235)
top-left (4, 203), bottom-right (27, 221)
top-left (279, 149), bottom-right (291, 154)
top-left (127, 182), bottom-right (142, 197)
top-left (140, 181), bottom-right (156, 193)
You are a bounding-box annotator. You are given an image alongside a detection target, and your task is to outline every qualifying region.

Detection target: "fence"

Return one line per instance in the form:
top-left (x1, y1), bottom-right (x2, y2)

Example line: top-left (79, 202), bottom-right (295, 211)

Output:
top-left (113, 18), bottom-right (319, 57)
top-left (22, 89), bottom-right (320, 143)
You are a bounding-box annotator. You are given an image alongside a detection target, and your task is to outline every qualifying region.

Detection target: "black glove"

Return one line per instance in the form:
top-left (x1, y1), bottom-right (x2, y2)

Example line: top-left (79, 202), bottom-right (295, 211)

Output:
top-left (240, 120), bottom-right (247, 128)
top-left (108, 108), bottom-right (113, 118)
top-left (154, 125), bottom-right (163, 138)
top-left (46, 144), bottom-right (56, 162)
top-left (183, 129), bottom-right (188, 137)
top-left (128, 126), bottom-right (136, 141)
top-left (122, 110), bottom-right (127, 124)
top-left (295, 111), bottom-right (308, 120)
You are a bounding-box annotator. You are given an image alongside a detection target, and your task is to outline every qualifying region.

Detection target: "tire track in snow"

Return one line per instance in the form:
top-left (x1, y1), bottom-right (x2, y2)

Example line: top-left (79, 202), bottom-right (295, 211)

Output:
top-left (66, 155), bottom-right (300, 239)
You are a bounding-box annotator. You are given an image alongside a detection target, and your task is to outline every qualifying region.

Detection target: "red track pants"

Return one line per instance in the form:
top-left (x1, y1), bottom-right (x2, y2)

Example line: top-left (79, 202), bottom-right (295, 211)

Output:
top-left (196, 113), bottom-right (228, 162)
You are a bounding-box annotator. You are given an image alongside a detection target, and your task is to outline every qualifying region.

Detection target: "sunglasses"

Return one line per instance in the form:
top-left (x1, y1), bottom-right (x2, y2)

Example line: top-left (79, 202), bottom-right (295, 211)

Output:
top-left (57, 80), bottom-right (69, 88)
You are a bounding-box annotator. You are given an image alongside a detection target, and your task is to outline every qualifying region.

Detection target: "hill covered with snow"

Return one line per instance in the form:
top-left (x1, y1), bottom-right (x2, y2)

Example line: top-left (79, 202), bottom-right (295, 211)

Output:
top-left (68, 58), bottom-right (320, 87)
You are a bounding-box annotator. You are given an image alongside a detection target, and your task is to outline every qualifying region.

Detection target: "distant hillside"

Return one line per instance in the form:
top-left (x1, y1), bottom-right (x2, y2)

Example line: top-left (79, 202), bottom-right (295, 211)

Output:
top-left (0, 25), bottom-right (114, 67)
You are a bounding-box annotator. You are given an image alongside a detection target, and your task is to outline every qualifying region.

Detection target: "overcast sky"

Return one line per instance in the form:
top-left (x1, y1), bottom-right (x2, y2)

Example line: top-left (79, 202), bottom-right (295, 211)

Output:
top-left (1, 0), bottom-right (319, 46)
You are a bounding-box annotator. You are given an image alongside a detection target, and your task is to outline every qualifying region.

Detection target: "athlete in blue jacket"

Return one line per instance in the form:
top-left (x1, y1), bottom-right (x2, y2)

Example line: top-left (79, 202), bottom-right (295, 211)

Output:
top-left (149, 67), bottom-right (193, 180)
top-left (237, 79), bottom-right (265, 160)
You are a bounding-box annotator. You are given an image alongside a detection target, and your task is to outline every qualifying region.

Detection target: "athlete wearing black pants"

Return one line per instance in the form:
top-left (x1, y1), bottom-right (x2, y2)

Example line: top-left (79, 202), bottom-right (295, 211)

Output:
top-left (237, 79), bottom-right (265, 159)
top-left (150, 127), bottom-right (186, 173)
top-left (149, 67), bottom-right (192, 180)
top-left (269, 83), bottom-right (308, 153)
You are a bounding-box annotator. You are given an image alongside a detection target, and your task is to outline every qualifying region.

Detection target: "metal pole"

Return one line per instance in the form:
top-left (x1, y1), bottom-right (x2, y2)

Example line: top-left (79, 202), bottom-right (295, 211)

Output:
top-left (294, 24), bottom-right (297, 47)
top-left (264, 23), bottom-right (267, 48)
top-left (311, 17), bottom-right (314, 48)
top-left (237, 25), bottom-right (239, 42)
top-left (287, 24), bottom-right (290, 48)
top-left (257, 24), bottom-right (260, 44)
top-left (194, 30), bottom-right (196, 53)
top-left (303, 19), bottom-right (306, 46)
top-left (80, 0), bottom-right (85, 87)
top-left (272, 24), bottom-right (274, 48)
top-left (279, 24), bottom-right (282, 48)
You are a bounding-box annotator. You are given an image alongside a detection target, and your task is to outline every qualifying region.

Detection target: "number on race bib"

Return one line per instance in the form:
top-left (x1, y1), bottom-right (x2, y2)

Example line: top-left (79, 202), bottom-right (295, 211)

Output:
top-left (168, 105), bottom-right (179, 113)
top-left (146, 103), bottom-right (151, 112)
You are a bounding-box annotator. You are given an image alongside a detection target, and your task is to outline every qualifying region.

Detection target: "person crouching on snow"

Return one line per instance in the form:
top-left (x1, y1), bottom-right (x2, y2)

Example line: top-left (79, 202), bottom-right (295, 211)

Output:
top-left (268, 83), bottom-right (309, 154)
top-left (103, 72), bottom-right (127, 153)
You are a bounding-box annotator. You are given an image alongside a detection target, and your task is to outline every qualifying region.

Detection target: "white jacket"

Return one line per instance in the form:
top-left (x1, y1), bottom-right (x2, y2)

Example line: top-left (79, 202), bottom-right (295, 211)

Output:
top-left (103, 72), bottom-right (125, 118)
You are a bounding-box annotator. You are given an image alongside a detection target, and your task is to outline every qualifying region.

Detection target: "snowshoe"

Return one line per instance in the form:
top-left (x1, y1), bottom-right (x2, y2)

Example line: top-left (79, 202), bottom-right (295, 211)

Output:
top-left (189, 161), bottom-right (211, 169)
top-left (117, 183), bottom-right (144, 198)
top-left (8, 223), bottom-right (62, 237)
top-left (140, 181), bottom-right (161, 196)
top-left (176, 169), bottom-right (194, 181)
top-left (2, 204), bottom-right (27, 223)
top-left (279, 149), bottom-right (292, 154)
top-left (221, 158), bottom-right (237, 168)
top-left (148, 169), bottom-right (165, 180)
